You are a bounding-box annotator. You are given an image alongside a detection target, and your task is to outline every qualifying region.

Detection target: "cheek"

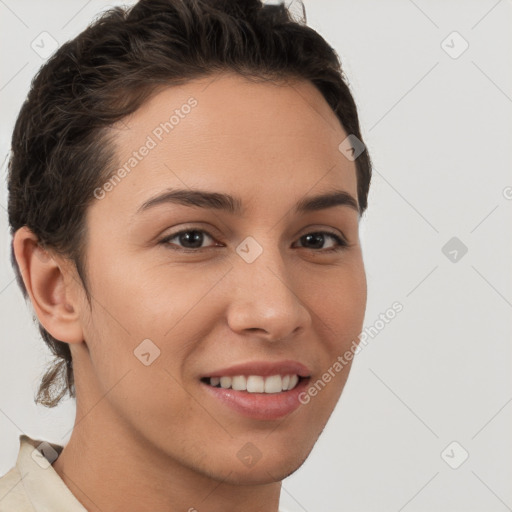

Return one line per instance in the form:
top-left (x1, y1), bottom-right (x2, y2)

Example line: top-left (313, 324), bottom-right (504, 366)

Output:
top-left (298, 265), bottom-right (366, 424)
top-left (308, 256), bottom-right (367, 348)
top-left (301, 257), bottom-right (366, 409)
top-left (85, 249), bottom-right (203, 338)
top-left (81, 251), bottom-right (231, 386)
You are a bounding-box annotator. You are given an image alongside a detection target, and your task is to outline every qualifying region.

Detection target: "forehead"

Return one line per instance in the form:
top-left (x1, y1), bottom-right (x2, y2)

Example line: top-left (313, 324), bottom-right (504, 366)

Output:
top-left (92, 73), bottom-right (358, 220)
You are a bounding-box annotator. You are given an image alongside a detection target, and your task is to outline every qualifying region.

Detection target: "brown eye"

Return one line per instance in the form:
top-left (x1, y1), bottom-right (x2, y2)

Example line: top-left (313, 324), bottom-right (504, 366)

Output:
top-left (160, 229), bottom-right (218, 251)
top-left (295, 231), bottom-right (348, 252)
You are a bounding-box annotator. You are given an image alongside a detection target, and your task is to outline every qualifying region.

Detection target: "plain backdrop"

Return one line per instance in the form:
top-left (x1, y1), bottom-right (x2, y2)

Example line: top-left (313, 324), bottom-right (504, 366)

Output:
top-left (1, 1), bottom-right (511, 511)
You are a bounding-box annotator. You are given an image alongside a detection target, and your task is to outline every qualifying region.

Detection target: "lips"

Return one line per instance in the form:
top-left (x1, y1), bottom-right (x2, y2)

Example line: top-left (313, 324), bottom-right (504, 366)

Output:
top-left (199, 360), bottom-right (312, 420)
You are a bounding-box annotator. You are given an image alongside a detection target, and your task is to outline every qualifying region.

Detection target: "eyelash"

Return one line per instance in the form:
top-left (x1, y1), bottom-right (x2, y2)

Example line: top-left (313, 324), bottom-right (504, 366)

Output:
top-left (159, 227), bottom-right (349, 253)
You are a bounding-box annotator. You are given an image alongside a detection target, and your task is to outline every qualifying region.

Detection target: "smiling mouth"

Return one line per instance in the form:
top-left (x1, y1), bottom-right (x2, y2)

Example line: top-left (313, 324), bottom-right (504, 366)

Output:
top-left (200, 374), bottom-right (306, 393)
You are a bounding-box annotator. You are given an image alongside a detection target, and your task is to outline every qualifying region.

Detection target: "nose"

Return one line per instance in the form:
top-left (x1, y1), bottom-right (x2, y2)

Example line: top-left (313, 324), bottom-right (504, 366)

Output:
top-left (226, 237), bottom-right (312, 343)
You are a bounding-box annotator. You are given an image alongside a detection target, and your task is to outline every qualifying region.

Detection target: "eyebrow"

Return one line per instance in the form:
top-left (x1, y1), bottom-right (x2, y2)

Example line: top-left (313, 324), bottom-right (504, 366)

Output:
top-left (136, 187), bottom-right (359, 216)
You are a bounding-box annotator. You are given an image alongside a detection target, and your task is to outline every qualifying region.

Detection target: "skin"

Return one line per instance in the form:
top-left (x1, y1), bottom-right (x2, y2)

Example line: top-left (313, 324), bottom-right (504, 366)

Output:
top-left (13, 72), bottom-right (367, 512)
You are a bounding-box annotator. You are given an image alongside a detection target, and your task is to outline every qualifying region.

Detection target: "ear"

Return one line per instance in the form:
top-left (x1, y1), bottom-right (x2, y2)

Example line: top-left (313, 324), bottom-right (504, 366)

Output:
top-left (12, 226), bottom-right (84, 344)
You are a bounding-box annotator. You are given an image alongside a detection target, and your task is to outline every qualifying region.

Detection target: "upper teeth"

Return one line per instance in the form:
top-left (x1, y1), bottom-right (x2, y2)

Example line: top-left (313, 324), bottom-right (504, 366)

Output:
top-left (208, 374), bottom-right (300, 393)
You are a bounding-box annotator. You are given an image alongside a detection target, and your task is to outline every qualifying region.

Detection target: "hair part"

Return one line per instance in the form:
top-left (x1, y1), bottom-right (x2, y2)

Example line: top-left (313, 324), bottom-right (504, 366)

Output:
top-left (8, 0), bottom-right (372, 407)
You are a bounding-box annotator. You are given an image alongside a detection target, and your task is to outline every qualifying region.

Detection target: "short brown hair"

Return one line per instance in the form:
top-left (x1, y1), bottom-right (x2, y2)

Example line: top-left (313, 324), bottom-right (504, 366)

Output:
top-left (7, 0), bottom-right (372, 408)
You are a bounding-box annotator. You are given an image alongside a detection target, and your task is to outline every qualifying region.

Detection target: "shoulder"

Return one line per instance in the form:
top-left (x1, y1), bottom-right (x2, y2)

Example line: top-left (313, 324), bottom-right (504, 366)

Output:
top-left (0, 464), bottom-right (35, 512)
top-left (1, 435), bottom-right (86, 512)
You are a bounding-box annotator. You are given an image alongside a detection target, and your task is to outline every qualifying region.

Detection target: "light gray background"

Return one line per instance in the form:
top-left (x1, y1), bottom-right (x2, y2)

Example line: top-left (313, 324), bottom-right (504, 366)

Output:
top-left (1, 1), bottom-right (511, 511)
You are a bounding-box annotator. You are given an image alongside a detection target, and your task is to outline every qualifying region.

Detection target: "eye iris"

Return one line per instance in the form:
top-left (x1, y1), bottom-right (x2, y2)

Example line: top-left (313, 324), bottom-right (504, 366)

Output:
top-left (303, 233), bottom-right (325, 249)
top-left (180, 230), bottom-right (204, 248)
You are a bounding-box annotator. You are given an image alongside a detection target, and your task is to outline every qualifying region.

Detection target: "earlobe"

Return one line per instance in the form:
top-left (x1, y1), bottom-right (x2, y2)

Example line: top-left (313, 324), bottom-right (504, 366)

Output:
top-left (12, 226), bottom-right (84, 344)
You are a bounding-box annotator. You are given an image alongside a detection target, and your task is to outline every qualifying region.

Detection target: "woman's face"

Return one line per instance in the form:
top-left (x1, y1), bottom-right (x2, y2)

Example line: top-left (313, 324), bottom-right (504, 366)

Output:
top-left (76, 72), bottom-right (367, 483)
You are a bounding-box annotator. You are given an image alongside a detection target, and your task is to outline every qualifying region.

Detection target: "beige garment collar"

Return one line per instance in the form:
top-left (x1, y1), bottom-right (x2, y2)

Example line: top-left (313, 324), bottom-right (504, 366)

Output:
top-left (16, 434), bottom-right (87, 511)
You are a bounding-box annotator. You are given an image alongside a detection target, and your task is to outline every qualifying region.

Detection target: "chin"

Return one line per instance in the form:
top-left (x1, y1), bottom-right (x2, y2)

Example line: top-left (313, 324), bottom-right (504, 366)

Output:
top-left (216, 454), bottom-right (310, 486)
top-left (199, 435), bottom-right (317, 486)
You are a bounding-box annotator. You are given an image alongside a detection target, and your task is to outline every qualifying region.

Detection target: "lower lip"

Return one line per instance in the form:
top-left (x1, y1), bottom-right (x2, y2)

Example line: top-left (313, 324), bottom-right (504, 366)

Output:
top-left (200, 378), bottom-right (310, 421)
